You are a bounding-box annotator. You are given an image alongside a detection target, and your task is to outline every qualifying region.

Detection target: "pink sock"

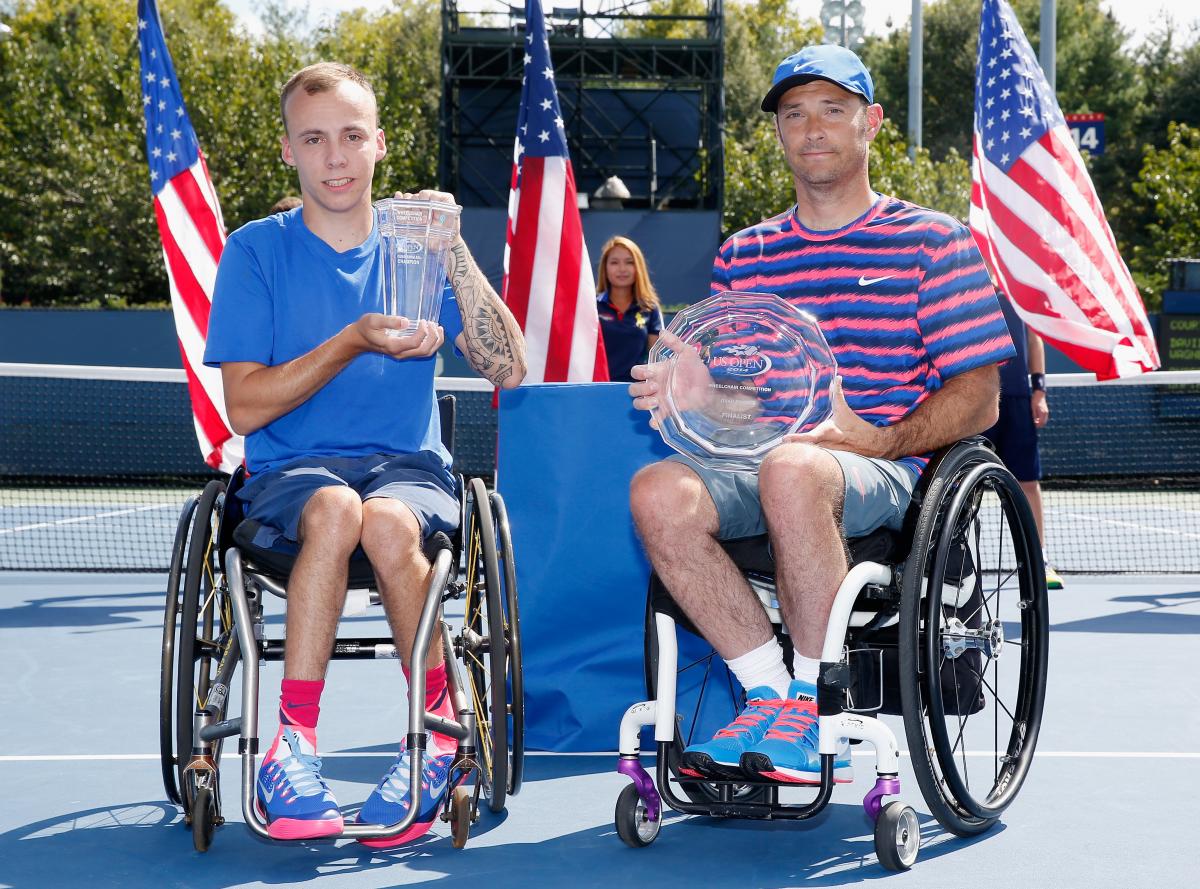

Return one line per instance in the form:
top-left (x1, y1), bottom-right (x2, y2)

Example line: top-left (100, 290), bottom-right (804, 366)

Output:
top-left (273, 678), bottom-right (323, 752)
top-left (405, 663), bottom-right (457, 751)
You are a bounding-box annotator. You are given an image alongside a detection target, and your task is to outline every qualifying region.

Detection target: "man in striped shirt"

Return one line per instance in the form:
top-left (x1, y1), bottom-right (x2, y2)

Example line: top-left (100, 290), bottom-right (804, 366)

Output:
top-left (629, 45), bottom-right (1015, 785)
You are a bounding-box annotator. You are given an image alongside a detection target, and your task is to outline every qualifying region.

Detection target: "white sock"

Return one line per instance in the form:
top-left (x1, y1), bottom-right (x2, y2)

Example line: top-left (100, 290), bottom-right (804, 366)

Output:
top-left (726, 638), bottom-right (791, 699)
top-left (792, 654), bottom-right (820, 686)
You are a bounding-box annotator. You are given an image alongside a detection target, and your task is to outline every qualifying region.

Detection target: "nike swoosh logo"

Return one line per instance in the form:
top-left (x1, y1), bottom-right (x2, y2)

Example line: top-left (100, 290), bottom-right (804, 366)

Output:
top-left (858, 275), bottom-right (896, 286)
top-left (427, 771), bottom-right (449, 800)
top-left (261, 780), bottom-right (279, 804)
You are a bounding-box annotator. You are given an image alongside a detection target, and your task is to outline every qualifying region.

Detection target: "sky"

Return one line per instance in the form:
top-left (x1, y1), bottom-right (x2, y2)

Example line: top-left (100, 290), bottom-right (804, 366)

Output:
top-left (223, 0), bottom-right (1199, 47)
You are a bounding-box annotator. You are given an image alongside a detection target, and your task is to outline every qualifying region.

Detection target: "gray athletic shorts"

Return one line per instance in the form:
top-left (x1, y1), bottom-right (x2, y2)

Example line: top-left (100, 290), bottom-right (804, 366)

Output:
top-left (666, 449), bottom-right (918, 541)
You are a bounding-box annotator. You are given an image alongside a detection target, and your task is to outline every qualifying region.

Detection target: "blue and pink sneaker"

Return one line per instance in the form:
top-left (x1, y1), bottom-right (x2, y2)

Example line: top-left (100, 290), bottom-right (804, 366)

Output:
top-left (256, 727), bottom-right (343, 840)
top-left (739, 679), bottom-right (853, 785)
top-left (355, 735), bottom-right (463, 848)
top-left (679, 686), bottom-right (786, 779)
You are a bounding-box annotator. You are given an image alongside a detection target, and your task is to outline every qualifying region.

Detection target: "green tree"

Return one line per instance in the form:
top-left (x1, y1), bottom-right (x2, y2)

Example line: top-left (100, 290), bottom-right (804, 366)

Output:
top-left (0, 0), bottom-right (160, 305)
top-left (869, 120), bottom-right (971, 221)
top-left (863, 0), bottom-right (1143, 167)
top-left (0, 0), bottom-right (442, 306)
top-left (1130, 123), bottom-right (1200, 304)
top-left (861, 0), bottom-right (1167, 302)
top-left (313, 0), bottom-right (442, 195)
top-left (723, 116), bottom-right (970, 235)
top-left (611, 0), bottom-right (711, 40)
top-left (721, 0), bottom-right (823, 142)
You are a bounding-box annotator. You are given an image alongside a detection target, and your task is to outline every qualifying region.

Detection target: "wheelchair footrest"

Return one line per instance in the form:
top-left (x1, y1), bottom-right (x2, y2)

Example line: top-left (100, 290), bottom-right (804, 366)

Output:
top-left (668, 775), bottom-right (818, 790)
top-left (704, 802), bottom-right (776, 819)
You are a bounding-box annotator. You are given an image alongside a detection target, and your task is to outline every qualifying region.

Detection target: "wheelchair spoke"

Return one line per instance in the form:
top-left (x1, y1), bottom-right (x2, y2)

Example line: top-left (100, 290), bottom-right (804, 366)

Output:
top-left (976, 671), bottom-right (1018, 725)
top-left (994, 652), bottom-right (1000, 786)
top-left (679, 653), bottom-right (718, 674)
top-left (685, 655), bottom-right (715, 747)
top-left (464, 648), bottom-right (485, 671)
top-left (470, 682), bottom-right (493, 774)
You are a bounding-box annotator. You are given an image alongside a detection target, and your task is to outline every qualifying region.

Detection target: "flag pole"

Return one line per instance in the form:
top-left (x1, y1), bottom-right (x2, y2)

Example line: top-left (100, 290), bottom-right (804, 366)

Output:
top-left (1039, 0), bottom-right (1056, 92)
top-left (908, 0), bottom-right (922, 158)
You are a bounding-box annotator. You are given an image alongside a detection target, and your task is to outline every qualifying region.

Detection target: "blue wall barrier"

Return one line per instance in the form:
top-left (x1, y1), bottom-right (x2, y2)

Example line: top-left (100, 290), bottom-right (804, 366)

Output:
top-left (497, 383), bottom-right (740, 752)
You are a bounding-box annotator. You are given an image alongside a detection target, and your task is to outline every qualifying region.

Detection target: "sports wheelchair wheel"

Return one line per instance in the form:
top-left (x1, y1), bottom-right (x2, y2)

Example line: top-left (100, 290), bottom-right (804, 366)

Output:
top-left (489, 490), bottom-right (525, 795)
top-left (874, 801), bottom-right (920, 871)
top-left (462, 477), bottom-right (523, 813)
top-left (159, 493), bottom-right (199, 806)
top-left (899, 442), bottom-right (1049, 837)
top-left (191, 784), bottom-right (219, 853)
top-left (643, 579), bottom-right (771, 806)
top-left (615, 782), bottom-right (661, 848)
top-left (166, 479), bottom-right (239, 839)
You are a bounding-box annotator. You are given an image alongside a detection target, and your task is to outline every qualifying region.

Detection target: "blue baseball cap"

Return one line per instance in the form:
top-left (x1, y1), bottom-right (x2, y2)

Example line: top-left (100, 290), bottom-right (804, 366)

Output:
top-left (761, 45), bottom-right (875, 112)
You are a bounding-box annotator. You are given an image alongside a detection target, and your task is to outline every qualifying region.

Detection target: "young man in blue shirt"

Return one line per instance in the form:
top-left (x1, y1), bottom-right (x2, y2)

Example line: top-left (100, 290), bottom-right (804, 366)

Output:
top-left (204, 62), bottom-right (526, 846)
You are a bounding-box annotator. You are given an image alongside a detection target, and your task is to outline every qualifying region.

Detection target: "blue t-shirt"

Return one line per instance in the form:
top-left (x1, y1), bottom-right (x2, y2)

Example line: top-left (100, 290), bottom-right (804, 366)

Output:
top-left (203, 208), bottom-right (464, 474)
top-left (596, 292), bottom-right (664, 382)
top-left (996, 294), bottom-right (1031, 396)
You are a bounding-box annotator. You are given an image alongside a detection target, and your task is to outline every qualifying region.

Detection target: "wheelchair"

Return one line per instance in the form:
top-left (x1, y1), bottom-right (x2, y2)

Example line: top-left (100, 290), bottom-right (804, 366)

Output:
top-left (614, 437), bottom-right (1049, 871)
top-left (157, 396), bottom-right (524, 852)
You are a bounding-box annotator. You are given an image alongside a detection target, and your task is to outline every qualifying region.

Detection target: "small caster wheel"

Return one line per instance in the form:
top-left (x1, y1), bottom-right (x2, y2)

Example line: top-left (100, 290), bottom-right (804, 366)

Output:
top-left (191, 785), bottom-right (219, 853)
top-left (450, 786), bottom-right (472, 849)
top-left (874, 801), bottom-right (919, 871)
top-left (615, 783), bottom-right (660, 848)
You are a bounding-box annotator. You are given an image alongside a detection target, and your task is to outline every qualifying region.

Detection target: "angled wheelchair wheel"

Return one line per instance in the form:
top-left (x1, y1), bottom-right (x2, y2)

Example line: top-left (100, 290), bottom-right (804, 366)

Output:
top-left (463, 477), bottom-right (515, 813)
top-left (899, 443), bottom-right (1049, 836)
top-left (615, 782), bottom-right (661, 848)
top-left (489, 490), bottom-right (524, 796)
top-left (190, 783), bottom-right (220, 853)
top-left (172, 478), bottom-right (238, 833)
top-left (160, 493), bottom-right (199, 806)
top-left (874, 801), bottom-right (920, 871)
top-left (643, 580), bottom-right (770, 806)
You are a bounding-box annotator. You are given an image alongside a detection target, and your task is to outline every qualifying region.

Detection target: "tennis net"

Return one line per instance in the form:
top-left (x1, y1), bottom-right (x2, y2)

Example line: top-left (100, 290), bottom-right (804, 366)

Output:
top-left (0, 364), bottom-right (496, 572)
top-left (1, 363), bottom-right (1197, 573)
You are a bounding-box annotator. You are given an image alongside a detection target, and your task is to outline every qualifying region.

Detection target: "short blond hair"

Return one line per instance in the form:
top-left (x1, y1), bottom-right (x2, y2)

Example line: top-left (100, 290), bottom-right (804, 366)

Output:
top-left (280, 62), bottom-right (376, 132)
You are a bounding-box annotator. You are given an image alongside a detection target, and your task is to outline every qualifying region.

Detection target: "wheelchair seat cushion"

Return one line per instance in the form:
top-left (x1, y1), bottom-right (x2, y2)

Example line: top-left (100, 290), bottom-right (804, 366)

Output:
top-left (719, 526), bottom-right (904, 576)
top-left (233, 519), bottom-right (453, 587)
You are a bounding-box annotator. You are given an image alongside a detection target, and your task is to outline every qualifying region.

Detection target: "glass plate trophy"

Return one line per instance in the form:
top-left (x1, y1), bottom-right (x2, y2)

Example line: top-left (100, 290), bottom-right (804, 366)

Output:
top-left (647, 291), bottom-right (837, 471)
top-left (374, 197), bottom-right (460, 336)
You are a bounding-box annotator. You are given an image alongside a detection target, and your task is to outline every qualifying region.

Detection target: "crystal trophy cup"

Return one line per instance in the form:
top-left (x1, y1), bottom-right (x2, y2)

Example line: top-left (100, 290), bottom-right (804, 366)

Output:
top-left (374, 197), bottom-right (460, 336)
top-left (647, 291), bottom-right (837, 472)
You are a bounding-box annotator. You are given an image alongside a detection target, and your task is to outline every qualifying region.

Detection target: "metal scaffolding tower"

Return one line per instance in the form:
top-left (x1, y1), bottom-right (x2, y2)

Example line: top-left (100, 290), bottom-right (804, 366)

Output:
top-left (439, 1), bottom-right (725, 211)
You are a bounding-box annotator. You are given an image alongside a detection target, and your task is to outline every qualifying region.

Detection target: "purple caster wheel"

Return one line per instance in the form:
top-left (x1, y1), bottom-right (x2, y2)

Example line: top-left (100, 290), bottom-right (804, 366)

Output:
top-left (874, 801), bottom-right (920, 871)
top-left (615, 783), bottom-right (661, 848)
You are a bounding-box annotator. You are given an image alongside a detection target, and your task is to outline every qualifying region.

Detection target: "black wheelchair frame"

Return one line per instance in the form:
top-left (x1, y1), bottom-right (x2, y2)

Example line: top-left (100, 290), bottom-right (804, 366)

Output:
top-left (158, 395), bottom-right (524, 851)
top-left (614, 438), bottom-right (1050, 871)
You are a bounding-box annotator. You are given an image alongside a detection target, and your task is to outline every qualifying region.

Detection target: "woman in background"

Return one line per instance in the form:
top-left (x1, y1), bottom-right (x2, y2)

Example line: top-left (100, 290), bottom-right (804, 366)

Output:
top-left (595, 236), bottom-right (664, 382)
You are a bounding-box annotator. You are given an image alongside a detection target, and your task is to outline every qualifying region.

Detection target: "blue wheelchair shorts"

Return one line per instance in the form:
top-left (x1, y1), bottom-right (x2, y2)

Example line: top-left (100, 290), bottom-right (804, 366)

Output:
top-left (983, 395), bottom-right (1041, 482)
top-left (236, 451), bottom-right (459, 551)
top-left (666, 449), bottom-right (918, 541)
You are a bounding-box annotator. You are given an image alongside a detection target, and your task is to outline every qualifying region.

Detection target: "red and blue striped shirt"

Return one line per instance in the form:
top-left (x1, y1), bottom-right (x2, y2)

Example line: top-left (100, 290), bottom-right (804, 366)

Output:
top-left (712, 195), bottom-right (1015, 475)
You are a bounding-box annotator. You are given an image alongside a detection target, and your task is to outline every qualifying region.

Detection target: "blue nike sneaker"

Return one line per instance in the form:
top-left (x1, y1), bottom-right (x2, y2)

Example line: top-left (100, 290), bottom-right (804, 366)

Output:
top-left (356, 736), bottom-right (460, 848)
top-left (739, 679), bottom-right (853, 785)
top-left (679, 686), bottom-right (785, 780)
top-left (256, 727), bottom-right (343, 840)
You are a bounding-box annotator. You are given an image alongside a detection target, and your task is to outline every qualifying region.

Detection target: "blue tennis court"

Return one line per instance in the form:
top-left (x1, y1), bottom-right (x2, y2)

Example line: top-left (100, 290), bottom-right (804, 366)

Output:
top-left (2, 568), bottom-right (1197, 888)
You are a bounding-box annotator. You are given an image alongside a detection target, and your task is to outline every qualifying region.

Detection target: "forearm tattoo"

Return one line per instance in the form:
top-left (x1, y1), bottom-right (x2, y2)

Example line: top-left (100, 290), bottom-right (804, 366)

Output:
top-left (447, 241), bottom-right (527, 387)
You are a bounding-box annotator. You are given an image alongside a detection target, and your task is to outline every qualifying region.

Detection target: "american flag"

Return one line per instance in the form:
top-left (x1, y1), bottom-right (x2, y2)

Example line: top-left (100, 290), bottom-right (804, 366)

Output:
top-left (502, 0), bottom-right (608, 382)
top-left (137, 0), bottom-right (242, 470)
top-left (968, 0), bottom-right (1159, 379)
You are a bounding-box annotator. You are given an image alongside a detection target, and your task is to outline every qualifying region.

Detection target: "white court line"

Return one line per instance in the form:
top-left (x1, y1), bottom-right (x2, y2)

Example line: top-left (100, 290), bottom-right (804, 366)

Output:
top-left (3, 751), bottom-right (1200, 762)
top-left (1059, 511), bottom-right (1200, 541)
top-left (0, 504), bottom-right (173, 535)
